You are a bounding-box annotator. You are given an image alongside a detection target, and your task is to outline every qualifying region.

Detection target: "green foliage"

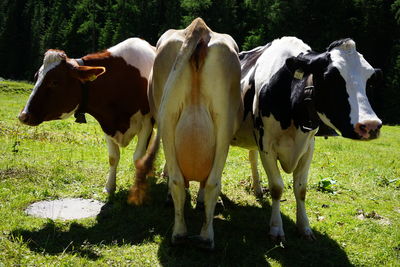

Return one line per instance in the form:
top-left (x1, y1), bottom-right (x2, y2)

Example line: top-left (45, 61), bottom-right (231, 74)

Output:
top-left (393, 0), bottom-right (400, 24)
top-left (317, 178), bottom-right (338, 194)
top-left (0, 0), bottom-right (399, 122)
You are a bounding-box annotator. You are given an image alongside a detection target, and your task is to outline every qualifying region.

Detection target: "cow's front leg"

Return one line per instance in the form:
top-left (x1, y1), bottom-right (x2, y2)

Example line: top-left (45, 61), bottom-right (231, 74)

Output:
top-left (293, 141), bottom-right (316, 240)
top-left (259, 151), bottom-right (285, 241)
top-left (249, 149), bottom-right (263, 197)
top-left (105, 135), bottom-right (120, 194)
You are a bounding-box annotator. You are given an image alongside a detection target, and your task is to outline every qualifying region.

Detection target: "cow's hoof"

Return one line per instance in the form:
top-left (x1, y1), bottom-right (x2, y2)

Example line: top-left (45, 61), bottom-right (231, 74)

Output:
top-left (188, 235), bottom-right (215, 251)
top-left (254, 191), bottom-right (263, 199)
top-left (195, 201), bottom-right (205, 211)
top-left (171, 234), bottom-right (188, 246)
top-left (103, 186), bottom-right (116, 195)
top-left (254, 187), bottom-right (269, 199)
top-left (299, 228), bottom-right (316, 241)
top-left (269, 227), bottom-right (285, 243)
top-left (269, 234), bottom-right (286, 243)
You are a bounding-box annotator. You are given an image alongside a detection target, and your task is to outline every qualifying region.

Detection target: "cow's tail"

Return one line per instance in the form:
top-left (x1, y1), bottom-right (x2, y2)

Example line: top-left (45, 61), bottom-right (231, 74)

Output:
top-left (127, 129), bottom-right (160, 205)
top-left (127, 18), bottom-right (211, 205)
top-left (158, 17), bottom-right (211, 132)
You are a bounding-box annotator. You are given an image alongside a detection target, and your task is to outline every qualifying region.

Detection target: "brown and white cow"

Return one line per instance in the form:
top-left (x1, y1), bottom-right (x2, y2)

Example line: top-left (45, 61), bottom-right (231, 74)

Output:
top-left (18, 38), bottom-right (156, 194)
top-left (128, 18), bottom-right (242, 250)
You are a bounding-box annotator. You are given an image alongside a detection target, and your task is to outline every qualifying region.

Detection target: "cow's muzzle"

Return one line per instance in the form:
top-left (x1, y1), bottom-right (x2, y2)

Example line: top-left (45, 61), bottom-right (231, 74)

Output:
top-left (18, 111), bottom-right (40, 126)
top-left (354, 120), bottom-right (382, 140)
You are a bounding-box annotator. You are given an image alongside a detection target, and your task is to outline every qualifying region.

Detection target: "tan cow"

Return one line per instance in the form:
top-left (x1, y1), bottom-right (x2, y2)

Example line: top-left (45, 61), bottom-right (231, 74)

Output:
top-left (128, 18), bottom-right (242, 250)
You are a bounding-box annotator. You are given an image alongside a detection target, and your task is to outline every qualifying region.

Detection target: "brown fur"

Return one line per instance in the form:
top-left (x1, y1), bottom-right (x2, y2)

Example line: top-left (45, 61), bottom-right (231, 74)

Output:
top-left (20, 49), bottom-right (150, 136)
top-left (127, 131), bottom-right (160, 205)
top-left (299, 187), bottom-right (306, 201)
top-left (77, 54), bottom-right (150, 136)
top-left (270, 186), bottom-right (283, 200)
top-left (82, 51), bottom-right (112, 61)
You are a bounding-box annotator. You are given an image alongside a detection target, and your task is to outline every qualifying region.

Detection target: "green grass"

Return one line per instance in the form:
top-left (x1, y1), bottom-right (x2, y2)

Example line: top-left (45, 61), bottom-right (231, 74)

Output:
top-left (0, 80), bottom-right (399, 266)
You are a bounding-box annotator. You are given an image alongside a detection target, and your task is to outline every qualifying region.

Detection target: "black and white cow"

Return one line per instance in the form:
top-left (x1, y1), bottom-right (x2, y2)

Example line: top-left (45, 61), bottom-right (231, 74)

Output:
top-left (232, 37), bottom-right (382, 241)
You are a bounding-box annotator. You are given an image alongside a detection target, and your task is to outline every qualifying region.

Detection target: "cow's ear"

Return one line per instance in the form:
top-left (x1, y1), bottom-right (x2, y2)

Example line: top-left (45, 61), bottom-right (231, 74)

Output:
top-left (285, 55), bottom-right (309, 74)
top-left (286, 52), bottom-right (330, 75)
top-left (73, 66), bottom-right (106, 82)
top-left (369, 68), bottom-right (383, 85)
top-left (367, 68), bottom-right (383, 90)
top-left (308, 53), bottom-right (330, 73)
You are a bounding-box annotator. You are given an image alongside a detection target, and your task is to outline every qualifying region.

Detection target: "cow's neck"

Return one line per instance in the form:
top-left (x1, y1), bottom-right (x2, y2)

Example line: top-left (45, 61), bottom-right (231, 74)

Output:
top-left (290, 73), bottom-right (319, 132)
top-left (75, 55), bottom-right (150, 137)
top-left (258, 67), bottom-right (318, 132)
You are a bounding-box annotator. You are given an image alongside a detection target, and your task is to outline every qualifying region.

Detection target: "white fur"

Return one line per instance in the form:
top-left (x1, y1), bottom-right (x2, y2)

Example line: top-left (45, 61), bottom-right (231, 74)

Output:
top-left (59, 105), bottom-right (78, 119)
top-left (23, 51), bottom-right (65, 114)
top-left (329, 40), bottom-right (382, 126)
top-left (108, 38), bottom-right (155, 78)
top-left (104, 111), bottom-right (153, 194)
top-left (253, 37), bottom-right (310, 116)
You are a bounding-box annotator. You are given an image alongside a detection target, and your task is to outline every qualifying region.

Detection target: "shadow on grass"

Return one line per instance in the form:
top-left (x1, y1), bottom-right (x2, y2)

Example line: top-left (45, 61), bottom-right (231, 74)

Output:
top-left (11, 179), bottom-right (351, 266)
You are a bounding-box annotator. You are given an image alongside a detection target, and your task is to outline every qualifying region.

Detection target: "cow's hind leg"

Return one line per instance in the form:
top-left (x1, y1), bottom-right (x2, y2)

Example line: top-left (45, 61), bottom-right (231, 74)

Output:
top-left (259, 152), bottom-right (285, 242)
top-left (105, 135), bottom-right (120, 194)
top-left (169, 168), bottom-right (188, 244)
top-left (195, 184), bottom-right (205, 210)
top-left (162, 119), bottom-right (188, 244)
top-left (197, 132), bottom-right (231, 250)
top-left (249, 149), bottom-right (263, 197)
top-left (293, 141), bottom-right (316, 240)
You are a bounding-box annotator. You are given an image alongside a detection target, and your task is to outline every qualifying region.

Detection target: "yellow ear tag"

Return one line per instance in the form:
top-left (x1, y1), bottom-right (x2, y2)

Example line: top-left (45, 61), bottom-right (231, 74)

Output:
top-left (294, 69), bottom-right (304, 80)
top-left (88, 74), bottom-right (97, 82)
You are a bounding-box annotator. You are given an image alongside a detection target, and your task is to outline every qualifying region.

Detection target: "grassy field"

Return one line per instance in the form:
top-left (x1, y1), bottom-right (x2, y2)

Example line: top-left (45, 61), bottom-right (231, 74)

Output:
top-left (0, 80), bottom-right (399, 266)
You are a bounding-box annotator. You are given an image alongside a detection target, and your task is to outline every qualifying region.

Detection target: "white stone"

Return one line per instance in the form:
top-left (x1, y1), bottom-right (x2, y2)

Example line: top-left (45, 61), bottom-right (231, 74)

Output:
top-left (25, 198), bottom-right (104, 220)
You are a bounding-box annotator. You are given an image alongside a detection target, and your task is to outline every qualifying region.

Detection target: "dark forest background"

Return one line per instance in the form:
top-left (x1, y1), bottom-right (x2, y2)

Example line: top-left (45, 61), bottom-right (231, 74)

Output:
top-left (1, 0), bottom-right (400, 123)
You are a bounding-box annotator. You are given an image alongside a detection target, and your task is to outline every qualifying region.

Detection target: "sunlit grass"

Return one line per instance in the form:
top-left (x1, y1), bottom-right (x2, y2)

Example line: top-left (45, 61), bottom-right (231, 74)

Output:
top-left (0, 81), bottom-right (399, 266)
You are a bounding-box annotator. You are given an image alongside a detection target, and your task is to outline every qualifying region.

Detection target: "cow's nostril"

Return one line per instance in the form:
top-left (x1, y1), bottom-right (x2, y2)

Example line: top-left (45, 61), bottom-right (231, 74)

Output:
top-left (18, 112), bottom-right (30, 123)
top-left (377, 123), bottom-right (383, 130)
top-left (359, 124), bottom-right (367, 132)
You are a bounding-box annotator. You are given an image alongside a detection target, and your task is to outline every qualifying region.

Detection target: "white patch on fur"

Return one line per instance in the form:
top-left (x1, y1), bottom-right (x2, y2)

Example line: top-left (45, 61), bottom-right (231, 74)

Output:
top-left (23, 50), bottom-right (65, 114)
top-left (253, 37), bottom-right (311, 116)
top-left (329, 40), bottom-right (381, 126)
top-left (109, 111), bottom-right (144, 147)
top-left (59, 105), bottom-right (78, 119)
top-left (108, 38), bottom-right (155, 78)
top-left (317, 112), bottom-right (339, 131)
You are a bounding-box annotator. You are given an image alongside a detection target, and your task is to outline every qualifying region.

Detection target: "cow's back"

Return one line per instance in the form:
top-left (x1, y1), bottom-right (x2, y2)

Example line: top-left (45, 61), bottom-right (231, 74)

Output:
top-left (108, 38), bottom-right (155, 79)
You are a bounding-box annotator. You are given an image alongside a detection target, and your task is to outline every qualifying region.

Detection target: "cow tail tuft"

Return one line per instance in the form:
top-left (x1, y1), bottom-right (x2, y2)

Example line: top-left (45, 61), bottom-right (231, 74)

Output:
top-left (127, 131), bottom-right (160, 205)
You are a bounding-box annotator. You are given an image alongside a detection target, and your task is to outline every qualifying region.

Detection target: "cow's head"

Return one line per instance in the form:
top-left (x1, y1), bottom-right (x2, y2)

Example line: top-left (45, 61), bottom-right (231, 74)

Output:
top-left (18, 49), bottom-right (105, 126)
top-left (286, 39), bottom-right (382, 140)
